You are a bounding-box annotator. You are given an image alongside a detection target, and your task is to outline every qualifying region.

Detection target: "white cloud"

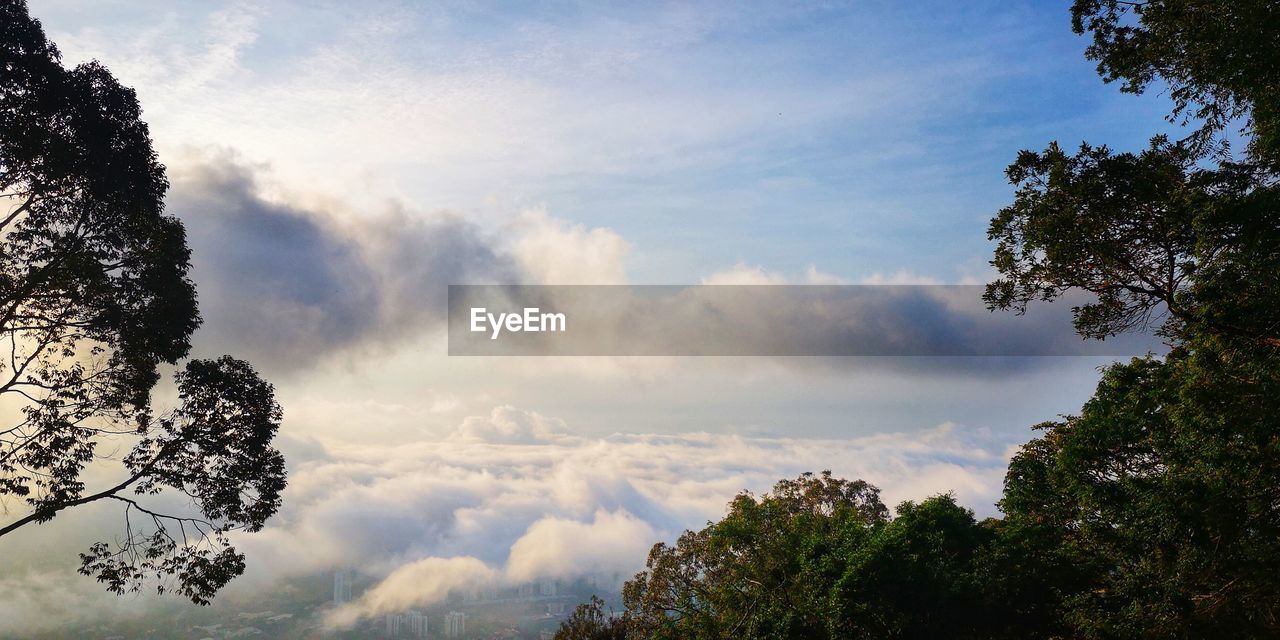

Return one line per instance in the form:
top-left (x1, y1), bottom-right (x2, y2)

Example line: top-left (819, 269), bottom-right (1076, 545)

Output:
top-left (0, 401), bottom-right (1041, 634)
top-left (702, 262), bottom-right (846, 285)
top-left (509, 209), bottom-right (631, 285)
top-left (801, 264), bottom-right (850, 285)
top-left (230, 407), bottom-right (1014, 627)
top-left (505, 510), bottom-right (659, 583)
top-left (326, 557), bottom-right (498, 628)
top-left (0, 570), bottom-right (151, 636)
top-left (451, 406), bottom-right (568, 444)
top-left (702, 262), bottom-right (788, 285)
top-left (169, 151), bottom-right (644, 372)
top-left (323, 507), bottom-right (661, 627)
top-left (858, 269), bottom-right (943, 285)
top-left (38, 1), bottom-right (1001, 215)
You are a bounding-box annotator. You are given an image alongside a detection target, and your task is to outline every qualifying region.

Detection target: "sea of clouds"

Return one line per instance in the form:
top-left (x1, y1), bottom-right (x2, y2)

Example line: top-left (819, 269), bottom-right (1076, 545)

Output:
top-left (0, 404), bottom-right (1019, 634)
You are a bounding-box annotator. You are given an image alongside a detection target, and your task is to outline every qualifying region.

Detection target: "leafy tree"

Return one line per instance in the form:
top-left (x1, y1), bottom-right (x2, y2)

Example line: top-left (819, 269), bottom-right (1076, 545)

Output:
top-left (989, 0), bottom-right (1280, 344)
top-left (987, 1), bottom-right (1280, 637)
top-left (0, 0), bottom-right (285, 605)
top-left (830, 494), bottom-right (1006, 640)
top-left (554, 595), bottom-right (628, 640)
top-left (1071, 0), bottom-right (1280, 162)
top-left (620, 472), bottom-right (1013, 640)
top-left (985, 136), bottom-right (1279, 345)
top-left (623, 472), bottom-right (888, 639)
top-left (1000, 354), bottom-right (1280, 638)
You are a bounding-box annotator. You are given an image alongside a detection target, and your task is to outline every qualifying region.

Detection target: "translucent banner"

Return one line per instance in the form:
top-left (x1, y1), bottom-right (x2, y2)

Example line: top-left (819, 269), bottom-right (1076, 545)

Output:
top-left (447, 285), bottom-right (1166, 356)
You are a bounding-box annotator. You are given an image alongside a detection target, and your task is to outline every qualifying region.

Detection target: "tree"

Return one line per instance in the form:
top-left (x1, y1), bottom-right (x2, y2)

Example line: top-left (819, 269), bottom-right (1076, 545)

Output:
top-left (999, 354), bottom-right (1280, 638)
top-left (988, 0), bottom-right (1280, 344)
top-left (985, 137), bottom-right (1280, 345)
top-left (620, 472), bottom-right (1017, 640)
top-left (1071, 0), bottom-right (1280, 163)
top-left (987, 1), bottom-right (1280, 637)
top-left (554, 596), bottom-right (628, 640)
top-left (831, 495), bottom-right (1005, 640)
top-left (0, 0), bottom-right (285, 605)
top-left (622, 472), bottom-right (887, 639)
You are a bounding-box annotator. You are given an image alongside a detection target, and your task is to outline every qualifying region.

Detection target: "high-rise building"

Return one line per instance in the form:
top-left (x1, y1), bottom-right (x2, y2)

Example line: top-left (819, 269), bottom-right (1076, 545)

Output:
top-left (385, 613), bottom-right (404, 637)
top-left (383, 611), bottom-right (427, 638)
top-left (333, 570), bottom-right (353, 604)
top-left (444, 610), bottom-right (466, 638)
top-left (405, 610), bottom-right (428, 638)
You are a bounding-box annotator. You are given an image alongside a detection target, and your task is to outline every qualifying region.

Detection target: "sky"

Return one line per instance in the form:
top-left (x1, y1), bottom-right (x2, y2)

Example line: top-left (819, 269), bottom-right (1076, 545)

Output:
top-left (1, 0), bottom-right (1186, 633)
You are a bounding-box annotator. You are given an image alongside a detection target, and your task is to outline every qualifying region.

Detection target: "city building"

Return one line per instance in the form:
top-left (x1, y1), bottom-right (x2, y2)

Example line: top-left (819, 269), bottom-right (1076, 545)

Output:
top-left (383, 611), bottom-right (427, 638)
top-left (444, 610), bottom-right (466, 638)
top-left (385, 613), bottom-right (404, 637)
top-left (406, 610), bottom-right (428, 638)
top-left (333, 570), bottom-right (353, 604)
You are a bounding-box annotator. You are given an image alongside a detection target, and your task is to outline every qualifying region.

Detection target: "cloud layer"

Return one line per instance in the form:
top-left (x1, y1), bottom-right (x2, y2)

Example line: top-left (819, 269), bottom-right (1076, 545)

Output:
top-left (0, 403), bottom-right (1035, 635)
top-left (225, 406), bottom-right (1018, 627)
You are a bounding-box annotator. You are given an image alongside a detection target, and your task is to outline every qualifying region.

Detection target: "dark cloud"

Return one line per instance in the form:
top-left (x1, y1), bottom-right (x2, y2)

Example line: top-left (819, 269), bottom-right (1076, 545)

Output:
top-left (170, 156), bottom-right (516, 373)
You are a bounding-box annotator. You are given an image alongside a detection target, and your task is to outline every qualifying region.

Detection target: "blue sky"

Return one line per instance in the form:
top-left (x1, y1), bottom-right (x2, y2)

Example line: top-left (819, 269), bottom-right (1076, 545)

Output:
top-left (34, 0), bottom-right (1180, 283)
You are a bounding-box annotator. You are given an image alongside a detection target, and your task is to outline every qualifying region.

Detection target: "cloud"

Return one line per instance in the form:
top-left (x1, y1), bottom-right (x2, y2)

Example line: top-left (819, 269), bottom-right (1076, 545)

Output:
top-left (858, 269), bottom-right (943, 285)
top-left (325, 509), bottom-right (657, 628)
top-left (41, 1), bottom-right (1025, 222)
top-left (0, 570), bottom-right (151, 636)
top-left (171, 156), bottom-right (1122, 374)
top-left (223, 407), bottom-right (1016, 627)
top-left (702, 262), bottom-right (846, 285)
top-left (451, 406), bottom-right (568, 444)
top-left (510, 209), bottom-right (630, 285)
top-left (169, 152), bottom-right (635, 373)
top-left (505, 510), bottom-right (659, 583)
top-left (702, 262), bottom-right (789, 285)
top-left (0, 404), bottom-right (1033, 634)
top-left (450, 283), bottom-right (1165, 358)
top-left (326, 556), bottom-right (498, 628)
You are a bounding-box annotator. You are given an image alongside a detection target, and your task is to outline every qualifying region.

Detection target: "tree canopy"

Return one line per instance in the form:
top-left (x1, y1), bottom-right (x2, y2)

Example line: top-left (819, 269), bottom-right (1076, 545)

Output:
top-left (984, 2), bottom-right (1280, 626)
top-left (1071, 0), bottom-right (1280, 163)
top-left (619, 473), bottom-right (1013, 640)
top-left (0, 0), bottom-right (285, 604)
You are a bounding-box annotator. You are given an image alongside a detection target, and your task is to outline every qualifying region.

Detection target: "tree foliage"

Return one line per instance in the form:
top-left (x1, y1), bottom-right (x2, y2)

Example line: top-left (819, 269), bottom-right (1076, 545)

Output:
top-left (554, 595), bottom-right (629, 640)
top-left (985, 137), bottom-right (1279, 344)
top-left (988, 0), bottom-right (1280, 343)
top-left (1000, 350), bottom-right (1280, 637)
top-left (985, 0), bottom-right (1280, 636)
top-left (619, 472), bottom-right (1014, 640)
top-left (623, 472), bottom-right (886, 639)
top-left (1071, 0), bottom-right (1280, 162)
top-left (0, 0), bottom-right (284, 604)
